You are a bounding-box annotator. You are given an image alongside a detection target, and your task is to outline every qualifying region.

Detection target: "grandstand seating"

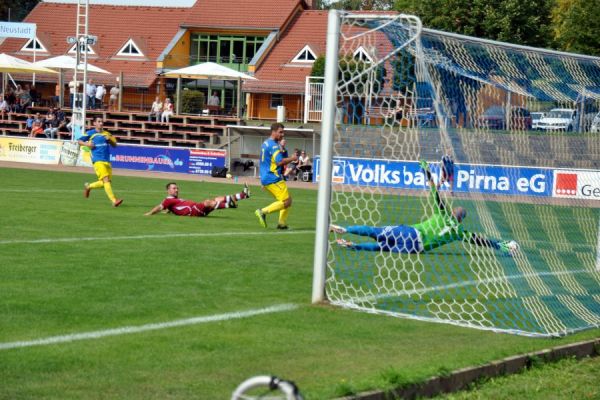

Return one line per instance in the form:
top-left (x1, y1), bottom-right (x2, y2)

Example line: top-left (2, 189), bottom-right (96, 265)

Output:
top-left (0, 107), bottom-right (240, 149)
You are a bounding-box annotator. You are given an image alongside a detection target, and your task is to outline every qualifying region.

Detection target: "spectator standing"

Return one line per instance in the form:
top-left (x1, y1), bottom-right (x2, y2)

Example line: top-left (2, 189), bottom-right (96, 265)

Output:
top-left (161, 98), bottom-right (174, 123)
top-left (0, 95), bottom-right (8, 119)
top-left (29, 85), bottom-right (38, 106)
top-left (14, 84), bottom-right (23, 107)
top-left (109, 85), bottom-right (120, 111)
top-left (52, 83), bottom-right (61, 106)
top-left (95, 84), bottom-right (106, 109)
top-left (68, 79), bottom-right (80, 108)
top-left (86, 79), bottom-right (96, 109)
top-left (208, 91), bottom-right (220, 106)
top-left (148, 96), bottom-right (163, 122)
top-left (6, 89), bottom-right (16, 112)
top-left (18, 85), bottom-right (32, 112)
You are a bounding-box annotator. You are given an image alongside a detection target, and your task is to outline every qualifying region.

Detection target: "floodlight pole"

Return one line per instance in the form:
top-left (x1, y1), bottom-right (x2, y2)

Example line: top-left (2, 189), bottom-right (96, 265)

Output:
top-left (176, 76), bottom-right (181, 114)
top-left (71, 0), bottom-right (90, 141)
top-left (311, 10), bottom-right (340, 304)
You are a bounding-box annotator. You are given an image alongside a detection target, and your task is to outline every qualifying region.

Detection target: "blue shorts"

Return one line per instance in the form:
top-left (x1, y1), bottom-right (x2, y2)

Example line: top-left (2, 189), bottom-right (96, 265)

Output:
top-left (346, 225), bottom-right (423, 253)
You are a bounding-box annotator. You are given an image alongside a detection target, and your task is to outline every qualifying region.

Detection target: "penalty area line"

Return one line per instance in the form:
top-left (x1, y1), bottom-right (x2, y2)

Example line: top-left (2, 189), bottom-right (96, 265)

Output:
top-left (0, 230), bottom-right (313, 245)
top-left (0, 303), bottom-right (299, 351)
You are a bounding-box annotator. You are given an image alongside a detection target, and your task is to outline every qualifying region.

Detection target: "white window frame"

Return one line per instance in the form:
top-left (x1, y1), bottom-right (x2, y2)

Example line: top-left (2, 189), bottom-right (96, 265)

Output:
top-left (353, 46), bottom-right (373, 63)
top-left (292, 45), bottom-right (317, 63)
top-left (116, 39), bottom-right (144, 57)
top-left (21, 37), bottom-right (48, 53)
top-left (68, 42), bottom-right (96, 55)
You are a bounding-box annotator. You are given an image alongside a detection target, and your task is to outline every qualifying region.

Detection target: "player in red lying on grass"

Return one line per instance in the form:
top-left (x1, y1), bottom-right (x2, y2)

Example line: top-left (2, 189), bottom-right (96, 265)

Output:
top-left (144, 182), bottom-right (250, 217)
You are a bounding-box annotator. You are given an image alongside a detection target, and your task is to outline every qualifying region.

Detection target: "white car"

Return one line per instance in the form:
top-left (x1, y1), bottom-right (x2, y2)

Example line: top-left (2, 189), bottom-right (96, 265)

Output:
top-left (537, 108), bottom-right (576, 131)
top-left (591, 112), bottom-right (600, 133)
top-left (531, 112), bottom-right (545, 130)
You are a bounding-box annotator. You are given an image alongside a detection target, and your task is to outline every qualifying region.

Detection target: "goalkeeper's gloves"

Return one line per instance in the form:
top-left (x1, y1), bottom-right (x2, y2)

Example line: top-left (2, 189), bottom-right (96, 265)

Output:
top-left (499, 240), bottom-right (519, 256)
top-left (419, 159), bottom-right (430, 173)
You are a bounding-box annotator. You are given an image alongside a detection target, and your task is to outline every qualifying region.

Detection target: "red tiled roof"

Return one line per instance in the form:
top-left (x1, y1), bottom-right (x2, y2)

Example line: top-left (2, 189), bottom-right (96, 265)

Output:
top-left (182, 0), bottom-right (304, 30)
top-left (245, 10), bottom-right (328, 94)
top-left (245, 10), bottom-right (399, 95)
top-left (0, 2), bottom-right (190, 87)
top-left (0, 0), bottom-right (306, 88)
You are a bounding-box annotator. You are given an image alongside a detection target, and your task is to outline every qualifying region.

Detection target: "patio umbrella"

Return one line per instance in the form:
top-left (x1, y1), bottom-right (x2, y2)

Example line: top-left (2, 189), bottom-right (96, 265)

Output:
top-left (0, 53), bottom-right (58, 74)
top-left (162, 62), bottom-right (256, 81)
top-left (162, 62), bottom-right (256, 117)
top-left (0, 53), bottom-right (57, 102)
top-left (33, 55), bottom-right (111, 107)
top-left (33, 55), bottom-right (111, 74)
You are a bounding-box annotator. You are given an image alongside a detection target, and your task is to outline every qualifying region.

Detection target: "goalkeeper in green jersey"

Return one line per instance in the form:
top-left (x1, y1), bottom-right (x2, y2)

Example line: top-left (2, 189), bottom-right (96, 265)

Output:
top-left (330, 160), bottom-right (519, 255)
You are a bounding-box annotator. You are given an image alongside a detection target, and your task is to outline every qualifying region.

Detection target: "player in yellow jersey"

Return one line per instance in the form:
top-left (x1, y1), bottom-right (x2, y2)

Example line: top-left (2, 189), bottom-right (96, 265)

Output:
top-left (255, 123), bottom-right (298, 229)
top-left (78, 116), bottom-right (123, 207)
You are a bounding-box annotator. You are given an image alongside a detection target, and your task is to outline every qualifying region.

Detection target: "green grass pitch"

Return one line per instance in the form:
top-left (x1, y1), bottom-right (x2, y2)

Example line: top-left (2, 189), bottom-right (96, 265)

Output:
top-left (0, 166), bottom-right (599, 399)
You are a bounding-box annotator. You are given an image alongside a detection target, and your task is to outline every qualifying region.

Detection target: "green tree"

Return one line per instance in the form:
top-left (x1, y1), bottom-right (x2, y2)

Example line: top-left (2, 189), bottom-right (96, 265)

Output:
top-left (394, 0), bottom-right (553, 48)
top-left (0, 0), bottom-right (39, 22)
top-left (553, 0), bottom-right (600, 56)
top-left (181, 90), bottom-right (205, 114)
top-left (310, 55), bottom-right (326, 76)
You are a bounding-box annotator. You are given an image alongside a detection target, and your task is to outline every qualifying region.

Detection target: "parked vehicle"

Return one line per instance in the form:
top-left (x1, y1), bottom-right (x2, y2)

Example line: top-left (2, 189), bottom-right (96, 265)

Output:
top-left (536, 108), bottom-right (576, 131)
top-left (477, 105), bottom-right (505, 129)
top-left (531, 112), bottom-right (545, 130)
top-left (476, 106), bottom-right (532, 130)
top-left (510, 107), bottom-right (532, 130)
top-left (591, 111), bottom-right (600, 133)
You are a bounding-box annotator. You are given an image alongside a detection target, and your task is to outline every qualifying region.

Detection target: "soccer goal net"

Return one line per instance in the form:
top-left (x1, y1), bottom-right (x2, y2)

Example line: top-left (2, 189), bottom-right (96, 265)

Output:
top-left (312, 10), bottom-right (600, 337)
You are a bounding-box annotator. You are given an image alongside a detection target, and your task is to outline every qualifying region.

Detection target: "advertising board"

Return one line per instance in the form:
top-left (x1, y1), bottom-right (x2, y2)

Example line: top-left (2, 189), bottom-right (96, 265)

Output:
top-left (315, 157), bottom-right (553, 197)
top-left (0, 137), bottom-right (62, 164)
top-left (188, 149), bottom-right (226, 175)
top-left (109, 145), bottom-right (189, 173)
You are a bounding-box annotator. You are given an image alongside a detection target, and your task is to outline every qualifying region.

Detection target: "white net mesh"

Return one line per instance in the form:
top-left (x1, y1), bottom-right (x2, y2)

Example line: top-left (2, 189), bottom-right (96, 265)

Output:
top-left (323, 12), bottom-right (600, 337)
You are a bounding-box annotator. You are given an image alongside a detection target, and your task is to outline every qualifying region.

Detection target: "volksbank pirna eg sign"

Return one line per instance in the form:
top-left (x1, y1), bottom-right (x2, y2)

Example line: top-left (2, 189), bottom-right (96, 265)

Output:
top-left (314, 157), bottom-right (553, 197)
top-left (0, 22), bottom-right (36, 39)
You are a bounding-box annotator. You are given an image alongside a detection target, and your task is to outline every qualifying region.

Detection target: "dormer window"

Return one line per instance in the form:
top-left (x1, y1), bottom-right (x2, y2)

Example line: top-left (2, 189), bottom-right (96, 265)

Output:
top-left (353, 47), bottom-right (373, 63)
top-left (21, 37), bottom-right (47, 53)
top-left (292, 45), bottom-right (317, 63)
top-left (68, 42), bottom-right (96, 55)
top-left (116, 39), bottom-right (143, 57)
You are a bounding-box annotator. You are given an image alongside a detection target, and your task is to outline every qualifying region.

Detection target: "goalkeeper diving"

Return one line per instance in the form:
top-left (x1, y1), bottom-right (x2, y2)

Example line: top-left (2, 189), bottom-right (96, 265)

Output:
top-left (330, 160), bottom-right (519, 256)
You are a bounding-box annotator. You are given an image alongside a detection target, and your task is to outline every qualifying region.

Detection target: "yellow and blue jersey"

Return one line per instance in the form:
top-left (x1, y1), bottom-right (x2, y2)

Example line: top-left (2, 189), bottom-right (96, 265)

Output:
top-left (80, 128), bottom-right (115, 163)
top-left (259, 138), bottom-right (284, 185)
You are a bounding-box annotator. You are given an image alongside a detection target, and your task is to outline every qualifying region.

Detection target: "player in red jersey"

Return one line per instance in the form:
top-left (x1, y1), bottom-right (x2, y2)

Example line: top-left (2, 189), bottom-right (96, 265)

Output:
top-left (144, 182), bottom-right (250, 217)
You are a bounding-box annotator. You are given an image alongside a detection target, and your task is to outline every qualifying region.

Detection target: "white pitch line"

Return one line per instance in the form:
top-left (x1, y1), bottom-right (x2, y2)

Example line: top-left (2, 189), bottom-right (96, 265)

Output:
top-left (0, 303), bottom-right (299, 351)
top-left (353, 269), bottom-right (599, 304)
top-left (0, 230), bottom-right (313, 245)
